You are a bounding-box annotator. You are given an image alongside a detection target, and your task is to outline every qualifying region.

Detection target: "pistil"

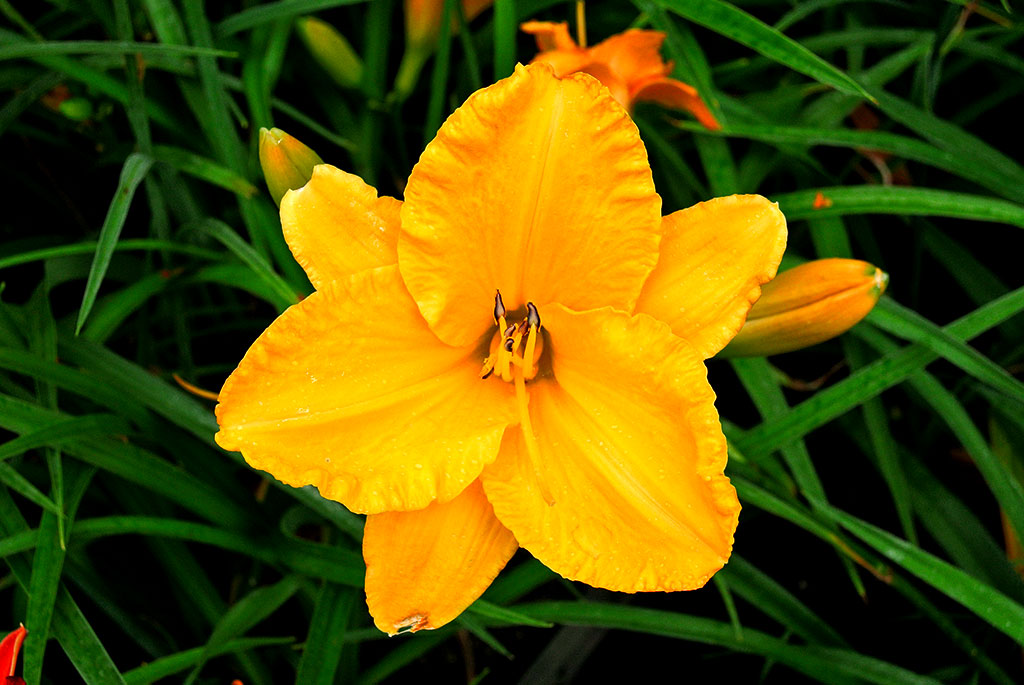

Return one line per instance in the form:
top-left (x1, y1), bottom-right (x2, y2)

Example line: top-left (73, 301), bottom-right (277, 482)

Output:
top-left (514, 360), bottom-right (554, 506)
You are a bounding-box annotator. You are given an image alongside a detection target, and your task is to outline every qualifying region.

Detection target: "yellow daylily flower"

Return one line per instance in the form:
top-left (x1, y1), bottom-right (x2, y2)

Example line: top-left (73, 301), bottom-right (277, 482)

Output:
top-left (721, 258), bottom-right (888, 357)
top-left (216, 63), bottom-right (787, 634)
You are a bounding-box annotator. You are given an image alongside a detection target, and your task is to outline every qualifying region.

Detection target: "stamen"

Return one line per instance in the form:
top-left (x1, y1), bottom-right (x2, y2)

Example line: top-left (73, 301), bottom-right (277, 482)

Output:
top-left (500, 323), bottom-right (526, 382)
top-left (493, 290), bottom-right (506, 324)
top-left (482, 294), bottom-right (544, 383)
top-left (522, 303), bottom-right (540, 380)
top-left (514, 365), bottom-right (554, 506)
top-left (479, 355), bottom-right (496, 379)
top-left (576, 0), bottom-right (587, 48)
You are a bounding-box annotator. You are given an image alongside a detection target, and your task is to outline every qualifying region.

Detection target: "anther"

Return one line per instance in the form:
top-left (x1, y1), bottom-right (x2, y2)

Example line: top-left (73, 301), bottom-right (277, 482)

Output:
top-left (526, 302), bottom-right (540, 329)
top-left (493, 291), bottom-right (506, 324)
top-left (503, 337), bottom-right (515, 352)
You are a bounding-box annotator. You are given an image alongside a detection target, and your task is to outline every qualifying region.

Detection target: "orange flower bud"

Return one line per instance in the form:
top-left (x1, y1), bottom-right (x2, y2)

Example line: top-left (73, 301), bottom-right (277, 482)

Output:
top-left (397, 0), bottom-right (492, 99)
top-left (1, 625), bottom-right (27, 685)
top-left (258, 127), bottom-right (324, 206)
top-left (405, 0), bottom-right (492, 50)
top-left (295, 17), bottom-right (363, 90)
top-left (721, 258), bottom-right (888, 357)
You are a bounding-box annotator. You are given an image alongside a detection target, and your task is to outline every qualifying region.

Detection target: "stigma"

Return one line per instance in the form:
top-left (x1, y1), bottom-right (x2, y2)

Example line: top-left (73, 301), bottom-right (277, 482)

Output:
top-left (480, 291), bottom-right (543, 382)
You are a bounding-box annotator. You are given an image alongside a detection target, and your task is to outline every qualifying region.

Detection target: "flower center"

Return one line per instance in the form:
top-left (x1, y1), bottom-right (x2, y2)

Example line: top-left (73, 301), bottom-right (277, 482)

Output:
top-left (480, 291), bottom-right (555, 505)
top-left (479, 291), bottom-right (544, 383)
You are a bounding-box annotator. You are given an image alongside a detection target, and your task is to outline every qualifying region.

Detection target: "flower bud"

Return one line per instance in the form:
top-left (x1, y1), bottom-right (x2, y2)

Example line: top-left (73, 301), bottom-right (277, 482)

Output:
top-left (258, 127), bottom-right (324, 206)
top-left (721, 258), bottom-right (888, 357)
top-left (396, 0), bottom-right (492, 100)
top-left (295, 17), bottom-right (364, 90)
top-left (1, 625), bottom-right (27, 685)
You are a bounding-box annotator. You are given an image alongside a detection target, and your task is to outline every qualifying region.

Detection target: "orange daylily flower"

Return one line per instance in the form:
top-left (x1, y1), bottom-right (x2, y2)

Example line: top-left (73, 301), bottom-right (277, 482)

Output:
top-left (522, 21), bottom-right (720, 130)
top-left (216, 63), bottom-right (786, 634)
top-left (0, 625), bottom-right (26, 685)
top-left (721, 258), bottom-right (888, 357)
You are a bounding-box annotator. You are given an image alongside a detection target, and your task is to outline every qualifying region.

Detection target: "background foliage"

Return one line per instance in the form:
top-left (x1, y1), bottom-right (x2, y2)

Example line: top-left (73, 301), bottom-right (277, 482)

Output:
top-left (2, 0), bottom-right (1024, 682)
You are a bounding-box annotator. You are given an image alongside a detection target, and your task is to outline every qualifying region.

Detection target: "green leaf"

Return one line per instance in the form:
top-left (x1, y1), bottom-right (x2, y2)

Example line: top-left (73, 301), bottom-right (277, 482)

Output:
top-left (680, 121), bottom-right (1024, 204)
top-left (493, 0), bottom-right (516, 80)
top-left (424, 0), bottom-right (456, 147)
top-left (513, 601), bottom-right (939, 685)
top-left (184, 575), bottom-right (305, 684)
top-left (467, 598), bottom-right (554, 629)
top-left (457, 613), bottom-right (514, 659)
top-left (185, 218), bottom-right (299, 311)
top-left (650, 0), bottom-right (872, 99)
top-left (0, 462), bottom-right (60, 515)
top-left (723, 555), bottom-right (846, 647)
top-left (296, 583), bottom-right (357, 685)
top-left (901, 449), bottom-right (1024, 603)
top-left (868, 298), bottom-right (1024, 407)
top-left (871, 88), bottom-right (1024, 190)
top-left (216, 0), bottom-right (370, 36)
top-left (736, 283), bottom-right (1024, 459)
top-left (822, 504), bottom-right (1024, 647)
top-left (775, 186), bottom-right (1024, 229)
top-left (0, 489), bottom-right (126, 685)
top-left (0, 239), bottom-right (220, 270)
top-left (356, 630), bottom-right (453, 685)
top-left (75, 153), bottom-right (155, 335)
top-left (24, 509), bottom-right (66, 684)
top-left (81, 271), bottom-right (176, 343)
top-left (0, 350), bottom-right (151, 426)
top-left (854, 325), bottom-right (1024, 546)
top-left (151, 145), bottom-right (258, 197)
top-left (0, 40), bottom-right (236, 59)
top-left (0, 395), bottom-right (247, 528)
top-left (122, 637), bottom-right (293, 684)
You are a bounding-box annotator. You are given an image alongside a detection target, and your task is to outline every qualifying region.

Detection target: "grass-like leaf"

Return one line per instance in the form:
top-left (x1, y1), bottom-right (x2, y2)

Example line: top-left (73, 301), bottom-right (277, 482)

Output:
top-left (513, 602), bottom-right (939, 684)
top-left (651, 0), bottom-right (872, 99)
top-left (776, 186), bottom-right (1024, 228)
top-left (75, 153), bottom-right (154, 335)
top-left (822, 504), bottom-right (1024, 647)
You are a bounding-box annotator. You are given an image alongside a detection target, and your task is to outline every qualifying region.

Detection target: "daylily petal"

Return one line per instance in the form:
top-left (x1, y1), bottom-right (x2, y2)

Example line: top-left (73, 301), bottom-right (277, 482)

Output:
top-left (364, 480), bottom-right (518, 634)
top-left (215, 266), bottom-right (515, 514)
top-left (580, 61), bottom-right (630, 110)
top-left (481, 305), bottom-right (739, 592)
top-left (530, 49), bottom-right (594, 79)
top-left (399, 63), bottom-right (662, 347)
top-left (1, 626), bottom-right (27, 680)
top-left (521, 20), bottom-right (578, 52)
top-left (635, 195), bottom-right (787, 359)
top-left (280, 164), bottom-right (401, 289)
top-left (587, 30), bottom-right (670, 85)
top-left (631, 75), bottom-right (720, 129)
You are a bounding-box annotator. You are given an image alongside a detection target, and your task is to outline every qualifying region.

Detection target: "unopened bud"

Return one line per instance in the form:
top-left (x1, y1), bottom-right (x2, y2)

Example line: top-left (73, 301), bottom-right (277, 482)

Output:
top-left (296, 17), bottom-right (364, 90)
top-left (721, 258), bottom-right (888, 357)
top-left (258, 127), bottom-right (324, 206)
top-left (397, 0), bottom-right (492, 100)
